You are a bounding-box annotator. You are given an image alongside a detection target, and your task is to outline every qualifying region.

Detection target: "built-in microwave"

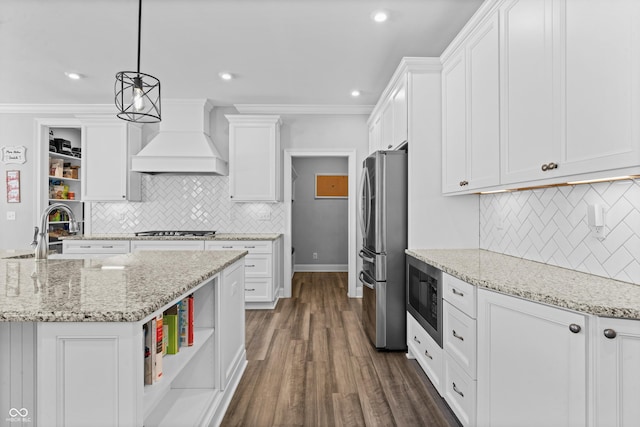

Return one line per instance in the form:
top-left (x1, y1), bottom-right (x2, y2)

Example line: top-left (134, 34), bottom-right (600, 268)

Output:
top-left (406, 256), bottom-right (443, 347)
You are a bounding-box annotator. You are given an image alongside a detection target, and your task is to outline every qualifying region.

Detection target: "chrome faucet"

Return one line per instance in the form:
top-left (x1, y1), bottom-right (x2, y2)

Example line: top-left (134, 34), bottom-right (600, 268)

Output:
top-left (32, 203), bottom-right (79, 260)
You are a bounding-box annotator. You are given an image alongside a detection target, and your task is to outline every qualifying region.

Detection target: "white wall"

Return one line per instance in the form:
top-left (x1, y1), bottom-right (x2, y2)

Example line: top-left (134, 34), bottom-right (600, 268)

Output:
top-left (292, 157), bottom-right (348, 268)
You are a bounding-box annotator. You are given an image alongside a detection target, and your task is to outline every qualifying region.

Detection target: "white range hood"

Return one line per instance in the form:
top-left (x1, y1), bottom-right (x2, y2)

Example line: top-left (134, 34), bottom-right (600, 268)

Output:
top-left (131, 99), bottom-right (228, 175)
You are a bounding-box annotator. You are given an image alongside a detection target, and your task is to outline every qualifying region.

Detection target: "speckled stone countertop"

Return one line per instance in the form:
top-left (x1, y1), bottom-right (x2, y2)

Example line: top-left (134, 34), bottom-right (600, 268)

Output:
top-left (0, 250), bottom-right (246, 322)
top-left (0, 249), bottom-right (35, 259)
top-left (61, 233), bottom-right (281, 241)
top-left (406, 249), bottom-right (640, 320)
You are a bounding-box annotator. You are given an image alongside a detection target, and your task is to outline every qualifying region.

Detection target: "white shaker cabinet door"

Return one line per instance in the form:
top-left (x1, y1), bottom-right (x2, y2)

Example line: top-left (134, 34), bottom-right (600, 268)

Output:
top-left (442, 51), bottom-right (468, 193)
top-left (560, 0), bottom-right (640, 176)
top-left (477, 288), bottom-right (588, 427)
top-left (595, 316), bottom-right (640, 427)
top-left (500, 0), bottom-right (559, 185)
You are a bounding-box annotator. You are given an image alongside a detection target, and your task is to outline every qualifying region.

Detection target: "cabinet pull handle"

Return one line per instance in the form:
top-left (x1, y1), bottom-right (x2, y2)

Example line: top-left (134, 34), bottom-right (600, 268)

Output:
top-left (244, 245), bottom-right (255, 248)
top-left (102, 245), bottom-right (113, 249)
top-left (245, 288), bottom-right (256, 292)
top-left (387, 144), bottom-right (393, 149)
top-left (569, 324), bottom-right (581, 334)
top-left (603, 329), bottom-right (617, 339)
top-left (452, 382), bottom-right (464, 398)
top-left (424, 349), bottom-right (433, 360)
top-left (452, 330), bottom-right (464, 341)
top-left (452, 288), bottom-right (464, 297)
top-left (222, 246), bottom-right (233, 248)
top-left (541, 162), bottom-right (559, 172)
top-left (413, 335), bottom-right (421, 345)
top-left (80, 245), bottom-right (91, 248)
top-left (245, 264), bottom-right (255, 268)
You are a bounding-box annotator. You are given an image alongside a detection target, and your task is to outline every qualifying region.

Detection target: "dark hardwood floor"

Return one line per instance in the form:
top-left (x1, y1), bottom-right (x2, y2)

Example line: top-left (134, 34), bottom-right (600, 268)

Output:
top-left (221, 272), bottom-right (461, 427)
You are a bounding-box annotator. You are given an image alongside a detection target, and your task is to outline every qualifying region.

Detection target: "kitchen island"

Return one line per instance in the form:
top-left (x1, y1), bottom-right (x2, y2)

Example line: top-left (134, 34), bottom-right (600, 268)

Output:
top-left (0, 250), bottom-right (247, 427)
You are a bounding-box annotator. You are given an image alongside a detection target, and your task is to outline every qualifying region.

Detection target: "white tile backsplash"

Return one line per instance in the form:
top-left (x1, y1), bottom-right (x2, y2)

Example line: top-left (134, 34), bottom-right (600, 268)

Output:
top-left (480, 179), bottom-right (640, 285)
top-left (90, 175), bottom-right (285, 234)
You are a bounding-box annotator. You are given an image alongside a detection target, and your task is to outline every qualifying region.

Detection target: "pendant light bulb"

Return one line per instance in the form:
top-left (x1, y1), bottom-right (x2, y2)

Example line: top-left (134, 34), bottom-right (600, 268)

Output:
top-left (132, 77), bottom-right (145, 112)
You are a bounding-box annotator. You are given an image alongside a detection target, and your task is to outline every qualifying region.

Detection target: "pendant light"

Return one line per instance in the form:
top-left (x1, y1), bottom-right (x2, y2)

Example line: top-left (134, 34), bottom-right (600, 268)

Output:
top-left (114, 0), bottom-right (161, 123)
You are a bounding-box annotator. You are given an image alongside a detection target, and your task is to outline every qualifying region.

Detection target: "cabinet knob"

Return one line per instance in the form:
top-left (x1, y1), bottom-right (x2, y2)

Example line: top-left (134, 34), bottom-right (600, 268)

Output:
top-left (122, 195), bottom-right (125, 199)
top-left (541, 163), bottom-right (548, 171)
top-left (541, 162), bottom-right (559, 172)
top-left (569, 324), bottom-right (581, 333)
top-left (459, 180), bottom-right (469, 187)
top-left (603, 329), bottom-right (617, 339)
top-left (387, 144), bottom-right (392, 149)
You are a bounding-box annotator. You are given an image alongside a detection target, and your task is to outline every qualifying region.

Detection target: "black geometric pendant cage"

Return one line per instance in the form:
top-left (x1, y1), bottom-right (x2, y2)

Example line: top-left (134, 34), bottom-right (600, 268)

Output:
top-left (114, 0), bottom-right (161, 123)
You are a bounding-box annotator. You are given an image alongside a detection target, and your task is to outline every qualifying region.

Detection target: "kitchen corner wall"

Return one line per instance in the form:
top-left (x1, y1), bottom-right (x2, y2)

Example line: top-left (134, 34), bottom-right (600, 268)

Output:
top-left (480, 178), bottom-right (640, 285)
top-left (90, 174), bottom-right (285, 233)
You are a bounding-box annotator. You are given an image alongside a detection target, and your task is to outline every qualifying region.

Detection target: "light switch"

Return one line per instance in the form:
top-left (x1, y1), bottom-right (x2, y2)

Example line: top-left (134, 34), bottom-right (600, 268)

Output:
top-left (6, 211), bottom-right (15, 220)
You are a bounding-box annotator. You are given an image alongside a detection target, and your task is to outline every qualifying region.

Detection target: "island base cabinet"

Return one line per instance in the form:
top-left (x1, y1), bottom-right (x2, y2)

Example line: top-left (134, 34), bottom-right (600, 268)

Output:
top-left (476, 289), bottom-right (588, 427)
top-left (37, 322), bottom-right (143, 427)
top-left (595, 317), bottom-right (640, 427)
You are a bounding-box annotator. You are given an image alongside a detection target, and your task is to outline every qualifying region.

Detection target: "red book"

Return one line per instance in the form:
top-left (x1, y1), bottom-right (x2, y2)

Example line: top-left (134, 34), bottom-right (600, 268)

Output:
top-left (155, 315), bottom-right (163, 381)
top-left (188, 295), bottom-right (194, 346)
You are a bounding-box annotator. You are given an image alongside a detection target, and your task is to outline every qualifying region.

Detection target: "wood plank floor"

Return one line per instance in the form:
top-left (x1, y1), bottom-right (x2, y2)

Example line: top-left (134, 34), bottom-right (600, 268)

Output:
top-left (221, 272), bottom-right (461, 427)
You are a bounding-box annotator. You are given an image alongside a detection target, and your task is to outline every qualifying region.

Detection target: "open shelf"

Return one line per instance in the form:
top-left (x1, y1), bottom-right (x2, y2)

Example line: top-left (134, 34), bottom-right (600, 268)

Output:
top-left (48, 198), bottom-right (82, 203)
top-left (143, 327), bottom-right (215, 418)
top-left (49, 175), bottom-right (80, 182)
top-left (49, 151), bottom-right (80, 161)
top-left (144, 388), bottom-right (222, 427)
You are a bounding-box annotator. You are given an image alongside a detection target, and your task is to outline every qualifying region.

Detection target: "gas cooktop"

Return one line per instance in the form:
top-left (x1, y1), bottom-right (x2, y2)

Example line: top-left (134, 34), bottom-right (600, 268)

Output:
top-left (134, 230), bottom-right (216, 237)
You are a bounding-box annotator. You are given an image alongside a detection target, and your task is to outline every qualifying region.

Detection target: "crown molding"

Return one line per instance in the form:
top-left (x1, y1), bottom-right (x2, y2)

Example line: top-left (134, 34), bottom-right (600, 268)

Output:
top-left (233, 104), bottom-right (374, 115)
top-left (0, 104), bottom-right (115, 115)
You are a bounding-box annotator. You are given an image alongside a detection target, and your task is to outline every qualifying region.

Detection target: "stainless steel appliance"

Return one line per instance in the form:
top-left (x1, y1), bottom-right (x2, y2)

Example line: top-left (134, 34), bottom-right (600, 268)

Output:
top-left (358, 150), bottom-right (407, 350)
top-left (134, 230), bottom-right (216, 237)
top-left (406, 256), bottom-right (443, 347)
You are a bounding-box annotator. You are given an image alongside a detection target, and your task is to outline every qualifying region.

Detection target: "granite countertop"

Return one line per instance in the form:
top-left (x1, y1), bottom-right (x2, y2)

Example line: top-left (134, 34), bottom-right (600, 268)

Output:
top-left (0, 250), bottom-right (246, 322)
top-left (0, 249), bottom-right (36, 259)
top-left (61, 233), bottom-right (282, 241)
top-left (406, 249), bottom-right (640, 320)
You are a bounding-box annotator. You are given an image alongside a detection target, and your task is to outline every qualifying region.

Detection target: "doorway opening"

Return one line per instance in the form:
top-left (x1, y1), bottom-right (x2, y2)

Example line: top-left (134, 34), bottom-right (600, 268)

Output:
top-left (283, 150), bottom-right (357, 298)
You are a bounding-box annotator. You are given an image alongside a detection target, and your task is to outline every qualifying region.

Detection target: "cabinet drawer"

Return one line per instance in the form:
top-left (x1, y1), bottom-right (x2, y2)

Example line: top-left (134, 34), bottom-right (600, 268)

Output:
top-left (244, 254), bottom-right (272, 277)
top-left (444, 356), bottom-right (476, 427)
top-left (205, 240), bottom-right (272, 254)
top-left (407, 312), bottom-right (444, 395)
top-left (443, 302), bottom-right (477, 379)
top-left (63, 240), bottom-right (130, 254)
top-left (244, 278), bottom-right (272, 302)
top-left (130, 240), bottom-right (205, 251)
top-left (443, 273), bottom-right (476, 318)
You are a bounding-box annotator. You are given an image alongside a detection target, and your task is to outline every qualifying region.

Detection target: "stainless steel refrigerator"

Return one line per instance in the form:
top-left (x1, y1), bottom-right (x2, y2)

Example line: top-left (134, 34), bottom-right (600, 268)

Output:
top-left (358, 150), bottom-right (407, 350)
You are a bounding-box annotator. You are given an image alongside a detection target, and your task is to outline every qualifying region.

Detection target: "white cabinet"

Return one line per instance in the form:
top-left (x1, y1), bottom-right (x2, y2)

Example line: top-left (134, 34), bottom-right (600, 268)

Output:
top-left (130, 240), bottom-right (205, 251)
top-left (442, 12), bottom-right (500, 193)
top-left (442, 273), bottom-right (477, 427)
top-left (406, 312), bottom-right (445, 395)
top-left (368, 73), bottom-right (408, 153)
top-left (80, 118), bottom-right (142, 201)
top-left (226, 115), bottom-right (281, 202)
top-left (219, 260), bottom-right (246, 389)
top-left (594, 316), bottom-right (640, 427)
top-left (205, 239), bottom-right (281, 309)
top-left (477, 288), bottom-right (588, 427)
top-left (558, 0), bottom-right (640, 177)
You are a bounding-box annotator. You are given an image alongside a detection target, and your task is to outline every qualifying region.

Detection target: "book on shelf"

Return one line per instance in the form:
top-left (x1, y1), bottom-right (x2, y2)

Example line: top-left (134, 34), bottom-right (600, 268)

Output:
top-left (178, 299), bottom-right (189, 348)
top-left (164, 305), bottom-right (180, 355)
top-left (143, 322), bottom-right (153, 385)
top-left (188, 295), bottom-right (194, 346)
top-left (162, 324), bottom-right (168, 356)
top-left (155, 315), bottom-right (163, 381)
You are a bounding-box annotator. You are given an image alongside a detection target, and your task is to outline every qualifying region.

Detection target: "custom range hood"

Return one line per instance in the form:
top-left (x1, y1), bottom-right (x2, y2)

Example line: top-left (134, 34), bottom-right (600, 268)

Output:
top-left (131, 99), bottom-right (228, 175)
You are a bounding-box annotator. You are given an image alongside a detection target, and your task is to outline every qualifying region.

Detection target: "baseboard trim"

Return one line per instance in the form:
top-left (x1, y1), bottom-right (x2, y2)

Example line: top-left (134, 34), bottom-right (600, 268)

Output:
top-left (294, 264), bottom-right (348, 272)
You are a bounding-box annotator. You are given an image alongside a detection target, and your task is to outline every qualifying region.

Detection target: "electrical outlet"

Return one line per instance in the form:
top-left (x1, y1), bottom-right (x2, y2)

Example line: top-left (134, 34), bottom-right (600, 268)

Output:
top-left (313, 252), bottom-right (318, 260)
top-left (257, 211), bottom-right (270, 221)
top-left (6, 211), bottom-right (16, 221)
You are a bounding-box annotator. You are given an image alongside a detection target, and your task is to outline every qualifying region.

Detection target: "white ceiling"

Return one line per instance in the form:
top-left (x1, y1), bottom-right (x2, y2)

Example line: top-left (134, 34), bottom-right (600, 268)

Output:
top-left (0, 0), bottom-right (483, 108)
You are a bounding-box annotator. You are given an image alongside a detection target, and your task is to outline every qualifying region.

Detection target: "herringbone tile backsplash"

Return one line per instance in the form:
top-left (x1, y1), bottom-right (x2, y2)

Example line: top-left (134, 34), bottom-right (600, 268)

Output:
top-left (480, 179), bottom-right (640, 285)
top-left (90, 175), bottom-right (285, 234)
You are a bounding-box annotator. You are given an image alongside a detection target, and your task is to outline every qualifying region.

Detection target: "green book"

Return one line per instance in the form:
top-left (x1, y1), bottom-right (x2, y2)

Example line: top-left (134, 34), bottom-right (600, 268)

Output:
top-left (163, 305), bottom-right (180, 355)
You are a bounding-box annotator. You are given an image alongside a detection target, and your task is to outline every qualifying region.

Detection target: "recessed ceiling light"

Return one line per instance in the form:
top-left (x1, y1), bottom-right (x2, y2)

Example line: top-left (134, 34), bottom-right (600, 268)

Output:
top-left (65, 72), bottom-right (82, 80)
top-left (351, 90), bottom-right (361, 97)
top-left (372, 10), bottom-right (388, 23)
top-left (219, 72), bottom-right (233, 81)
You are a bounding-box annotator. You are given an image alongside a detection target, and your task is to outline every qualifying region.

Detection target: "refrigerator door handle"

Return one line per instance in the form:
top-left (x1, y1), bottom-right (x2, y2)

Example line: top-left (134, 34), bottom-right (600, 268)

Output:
top-left (363, 168), bottom-right (371, 236)
top-left (357, 167), bottom-right (367, 236)
top-left (359, 271), bottom-right (376, 290)
top-left (358, 249), bottom-right (375, 263)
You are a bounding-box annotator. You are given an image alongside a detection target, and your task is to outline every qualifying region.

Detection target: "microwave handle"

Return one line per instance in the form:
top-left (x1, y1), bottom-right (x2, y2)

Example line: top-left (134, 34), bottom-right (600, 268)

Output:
top-left (359, 271), bottom-right (376, 290)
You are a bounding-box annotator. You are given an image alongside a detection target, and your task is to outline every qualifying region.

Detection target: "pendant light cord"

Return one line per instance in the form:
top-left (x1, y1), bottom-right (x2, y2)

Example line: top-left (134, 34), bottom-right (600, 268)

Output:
top-left (137, 0), bottom-right (142, 75)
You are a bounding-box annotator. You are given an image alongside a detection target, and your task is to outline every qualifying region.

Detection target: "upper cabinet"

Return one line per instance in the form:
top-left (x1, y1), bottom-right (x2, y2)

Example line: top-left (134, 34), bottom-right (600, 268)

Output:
top-left (80, 117), bottom-right (142, 202)
top-left (226, 115), bottom-right (282, 202)
top-left (368, 73), bottom-right (408, 153)
top-left (443, 0), bottom-right (640, 193)
top-left (442, 12), bottom-right (501, 193)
